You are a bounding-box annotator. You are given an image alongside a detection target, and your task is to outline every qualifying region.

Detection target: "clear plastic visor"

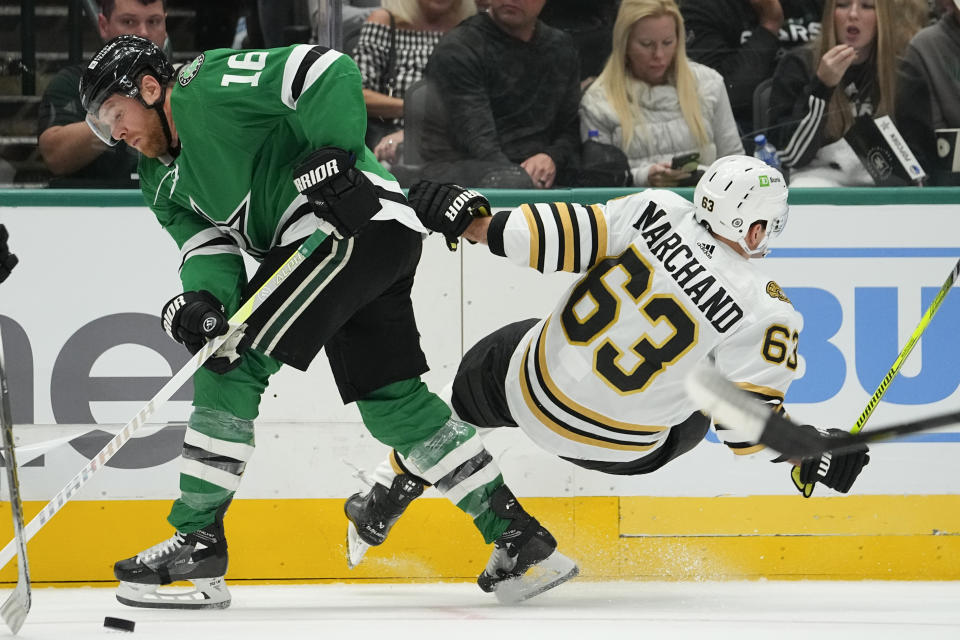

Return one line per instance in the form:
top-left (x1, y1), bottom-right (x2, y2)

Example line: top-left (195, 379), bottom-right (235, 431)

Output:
top-left (743, 206), bottom-right (789, 258)
top-left (84, 99), bottom-right (125, 147)
top-left (767, 207), bottom-right (789, 239)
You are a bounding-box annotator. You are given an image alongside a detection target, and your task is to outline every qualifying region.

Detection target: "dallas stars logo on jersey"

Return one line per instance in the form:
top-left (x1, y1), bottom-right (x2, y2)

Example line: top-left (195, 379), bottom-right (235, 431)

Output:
top-left (178, 54), bottom-right (204, 87)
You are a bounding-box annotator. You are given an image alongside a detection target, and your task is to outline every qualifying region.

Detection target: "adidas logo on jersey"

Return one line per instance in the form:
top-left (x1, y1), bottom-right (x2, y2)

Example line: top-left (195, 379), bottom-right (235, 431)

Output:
top-left (294, 159), bottom-right (340, 191)
top-left (697, 242), bottom-right (715, 258)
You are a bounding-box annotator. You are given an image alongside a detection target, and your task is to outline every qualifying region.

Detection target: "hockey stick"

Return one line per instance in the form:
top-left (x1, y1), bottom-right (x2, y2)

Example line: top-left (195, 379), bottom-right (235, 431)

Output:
top-left (793, 256), bottom-right (960, 494)
top-left (686, 365), bottom-right (958, 459)
top-left (0, 222), bottom-right (334, 572)
top-left (0, 328), bottom-right (30, 635)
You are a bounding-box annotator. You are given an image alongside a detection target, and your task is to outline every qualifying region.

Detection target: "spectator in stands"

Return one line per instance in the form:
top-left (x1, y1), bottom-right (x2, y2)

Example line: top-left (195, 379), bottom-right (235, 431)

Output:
top-left (353, 0), bottom-right (476, 163)
top-left (419, 0), bottom-right (581, 189)
top-left (37, 0), bottom-right (168, 187)
top-left (768, 0), bottom-right (925, 186)
top-left (895, 0), bottom-right (960, 185)
top-left (681, 0), bottom-right (824, 133)
top-left (539, 0), bottom-right (620, 85)
top-left (580, 0), bottom-right (743, 188)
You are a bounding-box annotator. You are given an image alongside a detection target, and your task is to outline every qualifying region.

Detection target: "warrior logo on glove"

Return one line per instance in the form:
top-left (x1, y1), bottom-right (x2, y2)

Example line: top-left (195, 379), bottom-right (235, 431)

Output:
top-left (406, 181), bottom-right (491, 251)
top-left (160, 290), bottom-right (247, 374)
top-left (445, 188), bottom-right (485, 223)
top-left (293, 157), bottom-right (340, 192)
top-left (293, 147), bottom-right (382, 238)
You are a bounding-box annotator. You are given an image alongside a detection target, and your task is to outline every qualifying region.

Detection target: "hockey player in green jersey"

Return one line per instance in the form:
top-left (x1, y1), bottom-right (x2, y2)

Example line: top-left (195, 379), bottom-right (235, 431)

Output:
top-left (80, 35), bottom-right (577, 609)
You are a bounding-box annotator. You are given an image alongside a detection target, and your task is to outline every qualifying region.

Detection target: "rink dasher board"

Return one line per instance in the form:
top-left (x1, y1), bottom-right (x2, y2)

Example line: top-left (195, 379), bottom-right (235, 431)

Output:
top-left (1, 189), bottom-right (960, 582)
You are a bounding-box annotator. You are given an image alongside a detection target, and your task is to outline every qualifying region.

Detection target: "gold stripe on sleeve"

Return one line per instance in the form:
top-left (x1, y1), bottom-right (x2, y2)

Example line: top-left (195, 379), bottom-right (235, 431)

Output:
top-left (556, 202), bottom-right (576, 272)
top-left (589, 204), bottom-right (608, 262)
top-left (520, 203), bottom-right (540, 270)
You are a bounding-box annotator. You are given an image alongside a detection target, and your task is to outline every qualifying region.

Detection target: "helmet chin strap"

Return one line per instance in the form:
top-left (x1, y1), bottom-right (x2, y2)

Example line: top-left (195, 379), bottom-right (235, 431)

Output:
top-left (738, 232), bottom-right (769, 259)
top-left (739, 239), bottom-right (769, 259)
top-left (138, 82), bottom-right (180, 165)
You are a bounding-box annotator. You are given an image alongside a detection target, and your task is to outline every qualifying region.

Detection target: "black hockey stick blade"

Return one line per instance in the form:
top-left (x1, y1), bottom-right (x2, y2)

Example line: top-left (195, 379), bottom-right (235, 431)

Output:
top-left (685, 365), bottom-right (960, 458)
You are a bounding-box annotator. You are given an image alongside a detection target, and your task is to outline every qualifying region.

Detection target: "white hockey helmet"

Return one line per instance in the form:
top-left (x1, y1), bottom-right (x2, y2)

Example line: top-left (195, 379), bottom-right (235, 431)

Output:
top-left (693, 155), bottom-right (789, 258)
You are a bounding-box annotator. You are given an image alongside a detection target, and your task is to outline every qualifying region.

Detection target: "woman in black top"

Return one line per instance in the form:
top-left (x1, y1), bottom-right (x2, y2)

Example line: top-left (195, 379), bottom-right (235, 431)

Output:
top-left (768, 0), bottom-right (924, 181)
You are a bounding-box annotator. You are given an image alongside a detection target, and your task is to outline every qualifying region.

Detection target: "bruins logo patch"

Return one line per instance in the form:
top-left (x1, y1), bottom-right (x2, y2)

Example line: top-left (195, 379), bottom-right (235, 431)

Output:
top-left (766, 281), bottom-right (791, 304)
top-left (178, 53), bottom-right (204, 86)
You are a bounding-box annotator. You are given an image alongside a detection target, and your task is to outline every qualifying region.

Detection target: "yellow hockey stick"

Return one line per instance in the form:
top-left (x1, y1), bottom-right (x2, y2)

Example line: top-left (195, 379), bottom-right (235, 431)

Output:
top-left (793, 256), bottom-right (960, 496)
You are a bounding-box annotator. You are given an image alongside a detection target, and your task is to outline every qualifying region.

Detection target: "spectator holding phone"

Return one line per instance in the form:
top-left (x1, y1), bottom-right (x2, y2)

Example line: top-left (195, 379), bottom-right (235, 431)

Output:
top-left (580, 0), bottom-right (743, 187)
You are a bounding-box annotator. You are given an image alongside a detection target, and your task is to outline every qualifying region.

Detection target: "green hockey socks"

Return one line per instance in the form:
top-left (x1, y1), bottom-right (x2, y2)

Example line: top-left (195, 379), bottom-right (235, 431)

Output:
top-left (168, 406), bottom-right (255, 533)
top-left (357, 378), bottom-right (510, 543)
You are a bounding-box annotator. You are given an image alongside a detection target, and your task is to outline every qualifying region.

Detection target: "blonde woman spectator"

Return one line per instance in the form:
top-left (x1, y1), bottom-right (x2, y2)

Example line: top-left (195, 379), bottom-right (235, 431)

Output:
top-left (768, 0), bottom-right (926, 185)
top-left (353, 0), bottom-right (476, 163)
top-left (580, 0), bottom-right (744, 188)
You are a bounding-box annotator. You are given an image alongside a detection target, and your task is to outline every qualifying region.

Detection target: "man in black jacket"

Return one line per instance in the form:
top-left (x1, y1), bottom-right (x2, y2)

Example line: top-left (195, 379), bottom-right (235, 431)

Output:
top-left (420, 0), bottom-right (581, 189)
top-left (681, 0), bottom-right (823, 134)
top-left (896, 0), bottom-right (960, 185)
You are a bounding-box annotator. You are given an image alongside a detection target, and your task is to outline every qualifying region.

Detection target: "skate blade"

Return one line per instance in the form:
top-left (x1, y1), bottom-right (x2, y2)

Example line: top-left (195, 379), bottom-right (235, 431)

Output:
top-left (116, 577), bottom-right (231, 609)
top-left (494, 550), bottom-right (579, 605)
top-left (346, 521), bottom-right (371, 569)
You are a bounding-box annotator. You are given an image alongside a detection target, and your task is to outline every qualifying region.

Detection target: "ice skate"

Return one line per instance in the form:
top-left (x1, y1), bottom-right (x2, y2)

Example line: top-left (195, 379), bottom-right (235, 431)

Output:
top-left (344, 473), bottom-right (423, 568)
top-left (477, 486), bottom-right (579, 604)
top-left (114, 522), bottom-right (230, 609)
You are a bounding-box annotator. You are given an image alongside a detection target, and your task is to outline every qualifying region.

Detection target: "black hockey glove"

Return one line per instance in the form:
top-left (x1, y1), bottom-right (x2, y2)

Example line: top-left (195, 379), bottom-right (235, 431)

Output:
top-left (160, 291), bottom-right (247, 374)
top-left (791, 427), bottom-right (870, 497)
top-left (293, 146), bottom-right (382, 238)
top-left (0, 224), bottom-right (18, 283)
top-left (406, 181), bottom-right (490, 251)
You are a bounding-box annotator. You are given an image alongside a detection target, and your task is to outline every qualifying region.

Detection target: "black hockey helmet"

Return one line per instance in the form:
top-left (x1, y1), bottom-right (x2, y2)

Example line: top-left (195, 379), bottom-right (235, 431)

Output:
top-left (80, 35), bottom-right (175, 148)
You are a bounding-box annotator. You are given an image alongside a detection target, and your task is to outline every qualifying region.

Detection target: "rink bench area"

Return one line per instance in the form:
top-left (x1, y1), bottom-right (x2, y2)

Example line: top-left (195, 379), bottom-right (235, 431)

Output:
top-left (2, 186), bottom-right (960, 586)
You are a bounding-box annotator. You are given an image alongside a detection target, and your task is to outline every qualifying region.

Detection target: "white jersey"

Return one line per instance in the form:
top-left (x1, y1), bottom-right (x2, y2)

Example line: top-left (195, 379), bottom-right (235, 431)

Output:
top-left (492, 190), bottom-right (803, 463)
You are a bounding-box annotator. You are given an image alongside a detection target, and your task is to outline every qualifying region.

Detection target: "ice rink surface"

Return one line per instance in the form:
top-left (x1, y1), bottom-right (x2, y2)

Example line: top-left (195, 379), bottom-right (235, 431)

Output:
top-left (9, 580), bottom-right (960, 640)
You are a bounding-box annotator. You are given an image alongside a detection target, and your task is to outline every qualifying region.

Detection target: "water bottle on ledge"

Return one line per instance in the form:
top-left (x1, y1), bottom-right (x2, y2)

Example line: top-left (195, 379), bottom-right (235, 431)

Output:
top-left (753, 134), bottom-right (781, 170)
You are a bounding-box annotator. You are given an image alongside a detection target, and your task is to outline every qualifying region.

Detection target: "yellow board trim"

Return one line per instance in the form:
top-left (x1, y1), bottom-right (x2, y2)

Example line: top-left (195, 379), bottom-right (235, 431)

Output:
top-left (2, 495), bottom-right (959, 586)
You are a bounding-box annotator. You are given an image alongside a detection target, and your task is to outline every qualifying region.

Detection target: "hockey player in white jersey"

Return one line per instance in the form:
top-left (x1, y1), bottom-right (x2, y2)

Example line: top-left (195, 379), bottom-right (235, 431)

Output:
top-left (345, 155), bottom-right (869, 568)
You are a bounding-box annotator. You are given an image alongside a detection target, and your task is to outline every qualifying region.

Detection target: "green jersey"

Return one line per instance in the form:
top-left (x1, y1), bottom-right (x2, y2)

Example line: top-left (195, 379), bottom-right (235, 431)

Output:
top-left (139, 44), bottom-right (421, 311)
